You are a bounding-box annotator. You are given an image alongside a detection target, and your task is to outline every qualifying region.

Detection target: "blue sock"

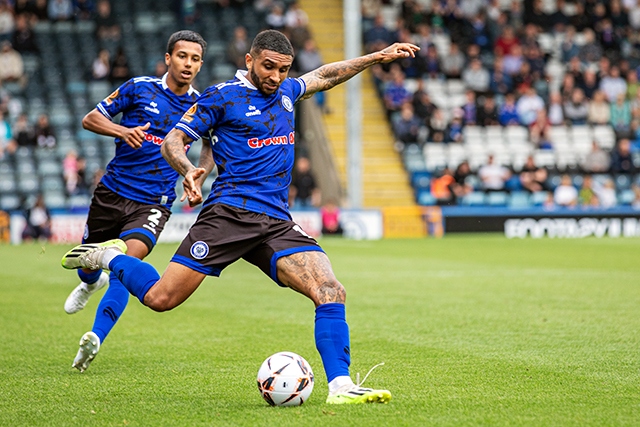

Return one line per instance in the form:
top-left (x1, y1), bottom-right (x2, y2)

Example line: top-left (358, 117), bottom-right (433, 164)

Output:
top-left (108, 255), bottom-right (160, 304)
top-left (92, 272), bottom-right (129, 343)
top-left (315, 303), bottom-right (351, 382)
top-left (78, 269), bottom-right (102, 284)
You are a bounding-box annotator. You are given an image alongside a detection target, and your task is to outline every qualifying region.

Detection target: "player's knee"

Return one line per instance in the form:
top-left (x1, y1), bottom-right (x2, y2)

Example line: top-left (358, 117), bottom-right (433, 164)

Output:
top-left (315, 279), bottom-right (346, 304)
top-left (143, 291), bottom-right (177, 312)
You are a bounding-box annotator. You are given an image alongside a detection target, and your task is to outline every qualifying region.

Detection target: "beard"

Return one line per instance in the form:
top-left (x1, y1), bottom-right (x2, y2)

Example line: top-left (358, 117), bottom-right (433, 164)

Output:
top-left (250, 68), bottom-right (278, 95)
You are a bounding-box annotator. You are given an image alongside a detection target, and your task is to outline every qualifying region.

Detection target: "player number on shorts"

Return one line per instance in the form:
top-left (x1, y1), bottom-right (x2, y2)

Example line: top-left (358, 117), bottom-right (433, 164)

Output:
top-left (143, 209), bottom-right (162, 235)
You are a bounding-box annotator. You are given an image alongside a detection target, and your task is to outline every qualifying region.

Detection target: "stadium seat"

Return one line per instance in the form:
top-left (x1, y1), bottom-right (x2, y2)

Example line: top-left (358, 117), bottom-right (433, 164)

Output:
top-left (0, 194), bottom-right (21, 211)
top-left (411, 171), bottom-right (431, 190)
top-left (417, 190), bottom-right (436, 206)
top-left (593, 125), bottom-right (616, 150)
top-left (461, 191), bottom-right (486, 206)
top-left (615, 174), bottom-right (632, 191)
top-left (618, 189), bottom-right (635, 205)
top-left (486, 191), bottom-right (509, 206)
top-left (531, 191), bottom-right (551, 206)
top-left (0, 173), bottom-right (16, 194)
top-left (509, 191), bottom-right (532, 208)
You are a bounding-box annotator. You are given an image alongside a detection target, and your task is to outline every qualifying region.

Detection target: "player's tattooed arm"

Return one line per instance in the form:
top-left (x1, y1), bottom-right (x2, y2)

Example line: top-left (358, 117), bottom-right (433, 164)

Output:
top-left (161, 128), bottom-right (195, 177)
top-left (299, 42), bottom-right (419, 99)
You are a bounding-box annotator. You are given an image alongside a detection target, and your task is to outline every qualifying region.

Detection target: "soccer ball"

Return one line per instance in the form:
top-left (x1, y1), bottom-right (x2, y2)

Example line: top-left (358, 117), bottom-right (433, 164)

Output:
top-left (257, 351), bottom-right (314, 406)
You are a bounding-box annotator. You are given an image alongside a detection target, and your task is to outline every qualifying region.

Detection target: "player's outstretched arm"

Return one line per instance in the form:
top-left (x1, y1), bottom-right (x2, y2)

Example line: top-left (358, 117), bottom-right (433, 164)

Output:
top-left (82, 109), bottom-right (150, 149)
top-left (187, 137), bottom-right (215, 207)
top-left (299, 42), bottom-right (419, 99)
top-left (161, 128), bottom-right (206, 205)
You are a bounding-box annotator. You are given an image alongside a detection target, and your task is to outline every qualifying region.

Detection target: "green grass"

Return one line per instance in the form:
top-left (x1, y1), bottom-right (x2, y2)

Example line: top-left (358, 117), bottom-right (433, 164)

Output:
top-left (1, 235), bottom-right (639, 426)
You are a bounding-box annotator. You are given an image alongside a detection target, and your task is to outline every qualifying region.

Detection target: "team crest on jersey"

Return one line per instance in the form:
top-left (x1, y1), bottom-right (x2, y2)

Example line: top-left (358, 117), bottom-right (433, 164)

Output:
top-left (104, 88), bottom-right (119, 105)
top-left (190, 241), bottom-right (209, 259)
top-left (282, 95), bottom-right (293, 112)
top-left (182, 103), bottom-right (198, 123)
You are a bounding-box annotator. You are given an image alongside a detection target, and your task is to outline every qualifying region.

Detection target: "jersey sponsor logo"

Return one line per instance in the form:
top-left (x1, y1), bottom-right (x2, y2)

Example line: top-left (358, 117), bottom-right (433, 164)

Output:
top-left (143, 132), bottom-right (164, 146)
top-left (247, 132), bottom-right (295, 149)
top-left (282, 95), bottom-right (293, 112)
top-left (181, 103), bottom-right (197, 123)
top-left (190, 241), bottom-right (209, 259)
top-left (245, 105), bottom-right (262, 117)
top-left (144, 101), bottom-right (160, 114)
top-left (104, 88), bottom-right (119, 105)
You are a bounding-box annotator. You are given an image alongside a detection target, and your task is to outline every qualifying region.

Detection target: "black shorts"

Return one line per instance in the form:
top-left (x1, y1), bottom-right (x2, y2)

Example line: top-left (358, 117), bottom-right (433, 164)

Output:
top-left (83, 183), bottom-right (172, 252)
top-left (171, 203), bottom-right (324, 286)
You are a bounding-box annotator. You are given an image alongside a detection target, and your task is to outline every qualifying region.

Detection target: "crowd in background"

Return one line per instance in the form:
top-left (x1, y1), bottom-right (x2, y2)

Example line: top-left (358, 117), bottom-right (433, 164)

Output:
top-left (363, 0), bottom-right (640, 207)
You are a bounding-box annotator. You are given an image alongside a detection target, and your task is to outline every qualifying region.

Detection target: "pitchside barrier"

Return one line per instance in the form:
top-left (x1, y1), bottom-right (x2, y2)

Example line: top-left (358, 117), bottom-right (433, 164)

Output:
top-left (8, 206), bottom-right (640, 243)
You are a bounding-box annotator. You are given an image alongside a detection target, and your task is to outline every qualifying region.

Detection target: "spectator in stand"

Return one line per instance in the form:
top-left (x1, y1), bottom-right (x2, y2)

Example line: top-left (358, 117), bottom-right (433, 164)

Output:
top-left (610, 92), bottom-right (632, 134)
top-left (553, 174), bottom-right (578, 207)
top-left (547, 91), bottom-right (564, 126)
top-left (563, 88), bottom-right (589, 125)
top-left (284, 1), bottom-right (308, 29)
top-left (0, 1), bottom-right (15, 43)
top-left (489, 56), bottom-right (513, 98)
top-left (611, 138), bottom-right (636, 174)
top-left (320, 199), bottom-right (343, 236)
top-left (411, 80), bottom-right (436, 124)
top-left (74, 0), bottom-right (95, 21)
top-left (503, 44), bottom-right (524, 76)
top-left (392, 103), bottom-right (421, 148)
top-left (632, 184), bottom-right (640, 209)
top-left (292, 38), bottom-right (327, 110)
top-left (428, 108), bottom-right (447, 143)
top-left (498, 92), bottom-right (520, 126)
top-left (460, 90), bottom-right (477, 126)
top-left (560, 73), bottom-right (576, 102)
top-left (422, 45), bottom-right (440, 80)
top-left (478, 154), bottom-right (511, 192)
top-left (446, 110), bottom-right (464, 143)
top-left (290, 156), bottom-right (321, 208)
top-left (588, 90), bottom-right (611, 125)
top-left (580, 68), bottom-right (599, 100)
top-left (595, 178), bottom-right (617, 208)
top-left (524, 45), bottom-right (546, 81)
top-left (462, 58), bottom-right (490, 95)
top-left (452, 160), bottom-right (474, 199)
top-left (579, 175), bottom-right (599, 207)
top-left (578, 28), bottom-right (603, 64)
top-left (0, 109), bottom-right (16, 159)
top-left (35, 113), bottom-right (56, 149)
top-left (582, 141), bottom-right (611, 174)
top-left (94, 0), bottom-right (120, 42)
top-left (516, 86), bottom-right (545, 126)
top-left (265, 2), bottom-right (286, 32)
top-left (441, 42), bottom-right (464, 79)
top-left (529, 109), bottom-right (553, 149)
top-left (109, 47), bottom-right (131, 87)
top-left (494, 25), bottom-right (519, 56)
top-left (32, 0), bottom-right (49, 22)
top-left (476, 95), bottom-right (499, 126)
top-left (48, 0), bottom-right (74, 21)
top-left (12, 113), bottom-right (35, 148)
top-left (566, 56), bottom-right (584, 86)
top-left (626, 69), bottom-right (639, 100)
top-left (11, 14), bottom-right (37, 54)
top-left (0, 41), bottom-right (25, 85)
top-left (90, 48), bottom-right (110, 81)
top-left (561, 27), bottom-right (580, 63)
top-left (21, 194), bottom-right (52, 242)
top-left (430, 167), bottom-right (456, 205)
top-left (364, 14), bottom-right (395, 53)
top-left (600, 66), bottom-right (627, 103)
top-left (519, 155), bottom-right (548, 193)
top-left (226, 26), bottom-right (250, 70)
top-left (63, 149), bottom-right (80, 195)
top-left (153, 59), bottom-right (167, 78)
top-left (412, 23), bottom-right (432, 53)
top-left (383, 68), bottom-right (411, 118)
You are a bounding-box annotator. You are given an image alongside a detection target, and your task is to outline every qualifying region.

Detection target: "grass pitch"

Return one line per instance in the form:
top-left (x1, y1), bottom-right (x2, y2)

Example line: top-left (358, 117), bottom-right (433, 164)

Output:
top-left (1, 235), bottom-right (638, 426)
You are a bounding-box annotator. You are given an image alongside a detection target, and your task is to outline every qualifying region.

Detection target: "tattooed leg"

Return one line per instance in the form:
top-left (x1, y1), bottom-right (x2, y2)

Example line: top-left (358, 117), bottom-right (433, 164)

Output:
top-left (276, 251), bottom-right (346, 306)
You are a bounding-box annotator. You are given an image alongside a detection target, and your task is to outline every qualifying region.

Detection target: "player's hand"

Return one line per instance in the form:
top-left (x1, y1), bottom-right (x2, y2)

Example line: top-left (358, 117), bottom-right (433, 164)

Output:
top-left (181, 167), bottom-right (206, 207)
top-left (121, 122), bottom-right (150, 149)
top-left (378, 43), bottom-right (420, 63)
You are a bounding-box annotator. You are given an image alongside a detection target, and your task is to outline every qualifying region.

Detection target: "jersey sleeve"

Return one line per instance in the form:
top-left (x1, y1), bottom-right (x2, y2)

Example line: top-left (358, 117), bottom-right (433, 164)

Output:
top-left (290, 77), bottom-right (306, 104)
top-left (96, 78), bottom-right (136, 120)
top-left (174, 86), bottom-right (221, 141)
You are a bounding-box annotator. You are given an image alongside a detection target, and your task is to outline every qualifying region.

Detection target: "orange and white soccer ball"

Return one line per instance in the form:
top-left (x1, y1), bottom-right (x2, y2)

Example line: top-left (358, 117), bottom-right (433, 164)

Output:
top-left (257, 351), bottom-right (314, 406)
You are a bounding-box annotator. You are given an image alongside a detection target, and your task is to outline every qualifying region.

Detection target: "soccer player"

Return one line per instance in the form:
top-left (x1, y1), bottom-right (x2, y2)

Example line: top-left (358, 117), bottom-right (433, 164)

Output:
top-left (63, 30), bottom-right (213, 372)
top-left (62, 30), bottom-right (419, 403)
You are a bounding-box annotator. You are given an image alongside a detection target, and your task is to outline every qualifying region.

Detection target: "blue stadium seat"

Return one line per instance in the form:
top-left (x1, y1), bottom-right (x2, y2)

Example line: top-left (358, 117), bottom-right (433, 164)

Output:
top-left (411, 171), bottom-right (431, 190)
top-left (618, 189), bottom-right (635, 205)
top-left (531, 191), bottom-right (550, 206)
top-left (417, 190), bottom-right (436, 206)
top-left (0, 194), bottom-right (21, 211)
top-left (486, 191), bottom-right (509, 206)
top-left (615, 174), bottom-right (632, 191)
top-left (461, 191), bottom-right (486, 206)
top-left (509, 191), bottom-right (532, 208)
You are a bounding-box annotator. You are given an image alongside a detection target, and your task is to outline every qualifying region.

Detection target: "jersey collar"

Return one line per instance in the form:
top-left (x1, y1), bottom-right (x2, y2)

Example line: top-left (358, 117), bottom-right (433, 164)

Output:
top-left (161, 73), bottom-right (196, 96)
top-left (236, 70), bottom-right (257, 90)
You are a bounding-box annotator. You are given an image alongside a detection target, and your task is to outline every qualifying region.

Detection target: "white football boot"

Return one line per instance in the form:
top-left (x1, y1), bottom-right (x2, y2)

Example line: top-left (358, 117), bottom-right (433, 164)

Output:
top-left (64, 271), bottom-right (110, 314)
top-left (72, 331), bottom-right (101, 373)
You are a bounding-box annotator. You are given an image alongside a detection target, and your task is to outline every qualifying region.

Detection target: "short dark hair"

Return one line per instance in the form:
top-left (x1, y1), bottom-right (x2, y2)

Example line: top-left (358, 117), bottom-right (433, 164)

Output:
top-left (250, 30), bottom-right (294, 57)
top-left (167, 30), bottom-right (207, 58)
